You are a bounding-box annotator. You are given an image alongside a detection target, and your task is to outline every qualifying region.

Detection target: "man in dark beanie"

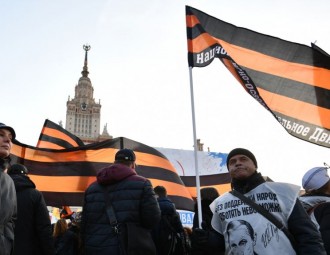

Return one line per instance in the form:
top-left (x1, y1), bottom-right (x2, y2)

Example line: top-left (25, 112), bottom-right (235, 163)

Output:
top-left (193, 148), bottom-right (327, 255)
top-left (0, 123), bottom-right (17, 255)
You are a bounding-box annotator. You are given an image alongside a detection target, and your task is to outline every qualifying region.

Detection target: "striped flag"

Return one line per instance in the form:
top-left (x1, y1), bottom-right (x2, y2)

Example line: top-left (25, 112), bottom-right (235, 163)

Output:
top-left (37, 120), bottom-right (232, 199)
top-left (37, 119), bottom-right (84, 149)
top-left (186, 6), bottom-right (330, 148)
top-left (12, 136), bottom-right (195, 211)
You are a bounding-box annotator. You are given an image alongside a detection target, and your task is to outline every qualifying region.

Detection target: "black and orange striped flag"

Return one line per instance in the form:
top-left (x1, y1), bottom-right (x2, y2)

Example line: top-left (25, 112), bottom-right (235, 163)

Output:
top-left (186, 6), bottom-right (330, 148)
top-left (12, 136), bottom-right (194, 211)
top-left (36, 119), bottom-right (231, 203)
top-left (37, 119), bottom-right (84, 149)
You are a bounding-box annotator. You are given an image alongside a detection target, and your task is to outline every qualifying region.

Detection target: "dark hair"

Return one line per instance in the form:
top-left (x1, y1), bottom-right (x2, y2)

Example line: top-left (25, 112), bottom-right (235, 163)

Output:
top-left (154, 186), bottom-right (167, 198)
top-left (53, 219), bottom-right (68, 238)
top-left (201, 187), bottom-right (219, 201)
top-left (114, 160), bottom-right (133, 167)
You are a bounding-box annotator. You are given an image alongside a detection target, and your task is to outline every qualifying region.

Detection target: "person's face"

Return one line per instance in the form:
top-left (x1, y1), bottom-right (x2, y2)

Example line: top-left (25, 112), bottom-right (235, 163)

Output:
top-left (0, 129), bottom-right (13, 158)
top-left (228, 225), bottom-right (255, 255)
top-left (228, 154), bottom-right (256, 180)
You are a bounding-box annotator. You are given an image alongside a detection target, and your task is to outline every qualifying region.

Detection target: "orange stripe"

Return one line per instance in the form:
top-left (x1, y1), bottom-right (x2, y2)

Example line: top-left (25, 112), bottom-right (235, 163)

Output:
top-left (137, 152), bottom-right (177, 173)
top-left (259, 88), bottom-right (330, 128)
top-left (189, 34), bottom-right (330, 89)
top-left (149, 179), bottom-right (193, 200)
top-left (29, 175), bottom-right (96, 192)
top-left (11, 145), bottom-right (116, 163)
top-left (36, 141), bottom-right (66, 150)
top-left (11, 146), bottom-right (177, 173)
top-left (42, 127), bottom-right (80, 147)
top-left (187, 33), bottom-right (218, 53)
top-left (186, 183), bottom-right (231, 198)
top-left (186, 14), bottom-right (200, 28)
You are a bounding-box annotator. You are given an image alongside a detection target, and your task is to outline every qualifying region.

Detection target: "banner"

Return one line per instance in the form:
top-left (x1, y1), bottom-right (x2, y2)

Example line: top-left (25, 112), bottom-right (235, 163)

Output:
top-left (156, 147), bottom-right (231, 196)
top-left (12, 137), bottom-right (194, 211)
top-left (186, 6), bottom-right (330, 148)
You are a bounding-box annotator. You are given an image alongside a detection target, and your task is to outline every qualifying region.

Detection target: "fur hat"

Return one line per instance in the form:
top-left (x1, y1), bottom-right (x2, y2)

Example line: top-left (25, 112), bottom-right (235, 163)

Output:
top-left (226, 148), bottom-right (257, 168)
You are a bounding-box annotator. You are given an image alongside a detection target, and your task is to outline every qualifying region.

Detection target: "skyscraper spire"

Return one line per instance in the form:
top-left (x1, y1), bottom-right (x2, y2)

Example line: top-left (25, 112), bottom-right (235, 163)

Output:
top-left (81, 44), bottom-right (91, 77)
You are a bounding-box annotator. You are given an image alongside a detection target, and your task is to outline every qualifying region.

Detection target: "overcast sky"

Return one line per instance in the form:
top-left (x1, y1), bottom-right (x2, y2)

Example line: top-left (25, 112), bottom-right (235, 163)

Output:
top-left (2, 0), bottom-right (330, 186)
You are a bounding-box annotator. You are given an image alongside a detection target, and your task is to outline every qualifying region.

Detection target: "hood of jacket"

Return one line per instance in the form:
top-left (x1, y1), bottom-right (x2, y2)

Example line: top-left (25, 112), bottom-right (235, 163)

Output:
top-left (97, 163), bottom-right (137, 185)
top-left (10, 174), bottom-right (36, 191)
top-left (299, 194), bottom-right (330, 210)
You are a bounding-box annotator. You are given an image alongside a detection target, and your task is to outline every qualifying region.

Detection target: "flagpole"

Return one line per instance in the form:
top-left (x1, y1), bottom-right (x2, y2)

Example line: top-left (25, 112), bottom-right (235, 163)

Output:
top-left (188, 66), bottom-right (203, 229)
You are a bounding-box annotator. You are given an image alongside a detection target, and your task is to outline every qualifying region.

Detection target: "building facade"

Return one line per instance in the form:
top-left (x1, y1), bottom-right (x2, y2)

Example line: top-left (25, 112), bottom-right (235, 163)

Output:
top-left (65, 45), bottom-right (111, 143)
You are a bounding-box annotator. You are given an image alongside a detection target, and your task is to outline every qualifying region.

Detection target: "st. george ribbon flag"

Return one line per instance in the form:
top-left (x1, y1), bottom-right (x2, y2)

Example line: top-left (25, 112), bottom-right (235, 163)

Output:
top-left (11, 131), bottom-right (195, 211)
top-left (186, 6), bottom-right (330, 148)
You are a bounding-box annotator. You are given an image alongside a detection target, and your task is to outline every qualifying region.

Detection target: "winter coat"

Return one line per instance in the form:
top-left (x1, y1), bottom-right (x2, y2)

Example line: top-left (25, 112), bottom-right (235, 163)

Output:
top-left (193, 199), bottom-right (214, 230)
top-left (10, 174), bottom-right (54, 255)
top-left (300, 194), bottom-right (330, 254)
top-left (192, 199), bottom-right (224, 255)
top-left (81, 163), bottom-right (161, 255)
top-left (54, 230), bottom-right (78, 255)
top-left (152, 197), bottom-right (186, 255)
top-left (0, 170), bottom-right (16, 255)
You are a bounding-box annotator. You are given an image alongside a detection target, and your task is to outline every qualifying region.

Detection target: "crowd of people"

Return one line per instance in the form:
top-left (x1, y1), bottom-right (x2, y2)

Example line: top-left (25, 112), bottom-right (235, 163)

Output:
top-left (1, 122), bottom-right (330, 254)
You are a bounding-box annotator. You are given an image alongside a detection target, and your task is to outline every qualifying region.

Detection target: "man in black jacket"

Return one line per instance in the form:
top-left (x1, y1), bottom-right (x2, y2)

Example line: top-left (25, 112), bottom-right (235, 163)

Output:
top-left (192, 148), bottom-right (326, 254)
top-left (152, 185), bottom-right (187, 255)
top-left (8, 164), bottom-right (54, 255)
top-left (81, 148), bottom-right (161, 255)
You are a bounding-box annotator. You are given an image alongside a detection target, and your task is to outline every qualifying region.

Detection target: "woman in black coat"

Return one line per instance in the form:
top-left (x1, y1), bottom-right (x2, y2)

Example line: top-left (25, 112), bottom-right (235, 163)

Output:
top-left (192, 187), bottom-right (223, 255)
top-left (8, 163), bottom-right (54, 255)
top-left (53, 219), bottom-right (79, 255)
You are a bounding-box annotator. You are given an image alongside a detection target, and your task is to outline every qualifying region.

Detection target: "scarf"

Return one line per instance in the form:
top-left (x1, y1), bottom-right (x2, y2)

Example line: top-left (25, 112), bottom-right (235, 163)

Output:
top-left (231, 171), bottom-right (266, 194)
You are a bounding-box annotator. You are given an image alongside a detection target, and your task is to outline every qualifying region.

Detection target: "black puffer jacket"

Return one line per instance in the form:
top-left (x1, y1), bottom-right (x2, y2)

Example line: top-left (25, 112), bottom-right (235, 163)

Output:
top-left (81, 164), bottom-right (161, 255)
top-left (10, 174), bottom-right (54, 255)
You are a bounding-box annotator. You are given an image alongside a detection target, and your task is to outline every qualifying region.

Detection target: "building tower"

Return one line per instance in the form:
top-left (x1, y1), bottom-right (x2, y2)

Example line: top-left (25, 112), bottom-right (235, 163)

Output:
top-left (65, 45), bottom-right (111, 143)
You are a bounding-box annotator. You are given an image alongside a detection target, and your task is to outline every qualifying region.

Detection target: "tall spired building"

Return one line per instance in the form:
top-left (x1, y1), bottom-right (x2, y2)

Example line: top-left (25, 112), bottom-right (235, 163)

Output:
top-left (65, 45), bottom-right (111, 143)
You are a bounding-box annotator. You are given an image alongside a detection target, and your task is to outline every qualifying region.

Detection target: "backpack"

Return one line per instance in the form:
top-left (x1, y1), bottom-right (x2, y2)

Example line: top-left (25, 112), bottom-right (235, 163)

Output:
top-left (156, 214), bottom-right (187, 255)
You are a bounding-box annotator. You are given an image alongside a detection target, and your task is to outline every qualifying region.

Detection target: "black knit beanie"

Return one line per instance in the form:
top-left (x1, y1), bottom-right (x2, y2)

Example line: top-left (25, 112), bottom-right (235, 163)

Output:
top-left (226, 148), bottom-right (258, 168)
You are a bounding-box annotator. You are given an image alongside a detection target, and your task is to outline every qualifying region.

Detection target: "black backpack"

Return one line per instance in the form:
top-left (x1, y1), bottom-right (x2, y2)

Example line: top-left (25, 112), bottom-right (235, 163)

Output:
top-left (156, 214), bottom-right (187, 255)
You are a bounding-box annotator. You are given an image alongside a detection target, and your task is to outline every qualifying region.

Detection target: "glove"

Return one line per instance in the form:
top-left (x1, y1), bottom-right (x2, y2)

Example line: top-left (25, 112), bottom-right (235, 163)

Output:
top-left (191, 228), bottom-right (209, 250)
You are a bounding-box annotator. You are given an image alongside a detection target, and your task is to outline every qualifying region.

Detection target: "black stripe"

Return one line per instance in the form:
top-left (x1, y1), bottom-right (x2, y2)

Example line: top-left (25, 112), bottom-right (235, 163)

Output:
top-left (121, 137), bottom-right (170, 160)
top-left (273, 112), bottom-right (330, 148)
top-left (244, 67), bottom-right (330, 110)
top-left (41, 119), bottom-right (85, 146)
top-left (181, 173), bottom-right (231, 187)
top-left (39, 134), bottom-right (77, 149)
top-left (43, 192), bottom-right (85, 207)
top-left (137, 166), bottom-right (184, 185)
top-left (168, 195), bottom-right (194, 211)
